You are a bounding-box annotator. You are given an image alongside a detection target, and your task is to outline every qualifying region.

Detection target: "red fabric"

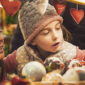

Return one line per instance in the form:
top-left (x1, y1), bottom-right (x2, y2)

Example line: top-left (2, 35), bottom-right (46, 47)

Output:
top-left (3, 51), bottom-right (18, 73)
top-left (74, 47), bottom-right (85, 61)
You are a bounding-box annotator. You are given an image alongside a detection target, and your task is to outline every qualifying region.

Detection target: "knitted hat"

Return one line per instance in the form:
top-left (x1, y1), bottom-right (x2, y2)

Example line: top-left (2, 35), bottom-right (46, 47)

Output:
top-left (18, 0), bottom-right (63, 44)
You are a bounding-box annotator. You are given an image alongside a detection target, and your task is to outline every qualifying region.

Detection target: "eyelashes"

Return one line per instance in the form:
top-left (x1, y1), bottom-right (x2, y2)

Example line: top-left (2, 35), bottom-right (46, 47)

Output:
top-left (41, 28), bottom-right (61, 35)
top-left (41, 30), bottom-right (50, 35)
top-left (56, 27), bottom-right (61, 30)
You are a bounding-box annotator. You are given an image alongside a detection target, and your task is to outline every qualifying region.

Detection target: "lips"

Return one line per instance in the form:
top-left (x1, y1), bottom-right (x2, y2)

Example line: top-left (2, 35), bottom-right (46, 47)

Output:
top-left (52, 42), bottom-right (60, 47)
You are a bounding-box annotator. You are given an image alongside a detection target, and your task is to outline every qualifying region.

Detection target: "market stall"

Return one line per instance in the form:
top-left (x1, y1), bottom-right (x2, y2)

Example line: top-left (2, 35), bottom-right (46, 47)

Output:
top-left (0, 0), bottom-right (85, 85)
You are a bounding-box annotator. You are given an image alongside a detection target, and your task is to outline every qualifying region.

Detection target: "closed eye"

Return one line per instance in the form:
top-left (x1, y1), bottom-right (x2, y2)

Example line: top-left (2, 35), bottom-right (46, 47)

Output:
top-left (55, 23), bottom-right (61, 30)
top-left (56, 27), bottom-right (60, 30)
top-left (41, 30), bottom-right (49, 35)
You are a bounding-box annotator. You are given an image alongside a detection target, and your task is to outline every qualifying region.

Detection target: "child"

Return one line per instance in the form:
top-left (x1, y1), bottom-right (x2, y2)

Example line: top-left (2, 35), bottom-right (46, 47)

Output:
top-left (3, 0), bottom-right (85, 77)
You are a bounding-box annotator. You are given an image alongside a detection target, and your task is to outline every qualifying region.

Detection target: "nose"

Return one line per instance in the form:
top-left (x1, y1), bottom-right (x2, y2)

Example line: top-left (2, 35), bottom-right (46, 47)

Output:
top-left (52, 30), bottom-right (58, 41)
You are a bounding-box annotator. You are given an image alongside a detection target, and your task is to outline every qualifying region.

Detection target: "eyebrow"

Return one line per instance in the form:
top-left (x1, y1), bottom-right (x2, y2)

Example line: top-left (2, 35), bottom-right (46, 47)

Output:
top-left (41, 21), bottom-right (61, 32)
top-left (56, 22), bottom-right (60, 25)
top-left (55, 22), bottom-right (61, 27)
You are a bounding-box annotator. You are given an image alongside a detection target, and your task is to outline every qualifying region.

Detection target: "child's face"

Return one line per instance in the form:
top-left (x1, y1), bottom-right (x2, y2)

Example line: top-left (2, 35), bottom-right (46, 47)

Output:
top-left (32, 21), bottom-right (64, 52)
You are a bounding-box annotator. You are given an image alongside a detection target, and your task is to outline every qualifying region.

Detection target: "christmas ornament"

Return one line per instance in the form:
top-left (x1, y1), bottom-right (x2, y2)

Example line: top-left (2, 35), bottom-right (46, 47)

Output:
top-left (54, 3), bottom-right (66, 15)
top-left (44, 57), bottom-right (65, 73)
top-left (0, 0), bottom-right (21, 16)
top-left (22, 61), bottom-right (46, 81)
top-left (52, 0), bottom-right (85, 24)
top-left (70, 8), bottom-right (84, 24)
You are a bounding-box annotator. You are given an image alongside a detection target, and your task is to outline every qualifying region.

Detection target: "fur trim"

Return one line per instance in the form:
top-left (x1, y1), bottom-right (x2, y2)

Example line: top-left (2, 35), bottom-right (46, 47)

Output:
top-left (16, 41), bottom-right (77, 75)
top-left (16, 45), bottom-right (43, 75)
top-left (37, 0), bottom-right (48, 14)
top-left (48, 41), bottom-right (77, 62)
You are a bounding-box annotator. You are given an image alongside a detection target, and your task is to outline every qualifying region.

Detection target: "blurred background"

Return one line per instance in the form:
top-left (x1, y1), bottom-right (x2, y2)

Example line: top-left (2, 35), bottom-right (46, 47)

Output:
top-left (0, 2), bottom-right (18, 56)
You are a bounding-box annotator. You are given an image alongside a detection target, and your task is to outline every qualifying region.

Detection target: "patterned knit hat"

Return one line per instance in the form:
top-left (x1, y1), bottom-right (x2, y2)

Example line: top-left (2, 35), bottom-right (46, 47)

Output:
top-left (18, 0), bottom-right (63, 44)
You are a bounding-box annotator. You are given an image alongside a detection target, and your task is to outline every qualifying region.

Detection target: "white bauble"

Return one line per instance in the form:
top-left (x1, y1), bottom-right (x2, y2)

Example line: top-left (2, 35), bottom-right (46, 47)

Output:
top-left (63, 69), bottom-right (79, 81)
top-left (22, 61), bottom-right (46, 81)
top-left (63, 67), bottom-right (85, 81)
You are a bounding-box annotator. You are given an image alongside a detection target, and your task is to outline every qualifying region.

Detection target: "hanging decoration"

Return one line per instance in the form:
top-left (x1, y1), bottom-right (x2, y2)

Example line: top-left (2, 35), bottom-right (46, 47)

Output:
top-left (70, 8), bottom-right (84, 24)
top-left (0, 0), bottom-right (21, 16)
top-left (66, 0), bottom-right (85, 24)
top-left (53, 0), bottom-right (85, 24)
top-left (54, 3), bottom-right (66, 15)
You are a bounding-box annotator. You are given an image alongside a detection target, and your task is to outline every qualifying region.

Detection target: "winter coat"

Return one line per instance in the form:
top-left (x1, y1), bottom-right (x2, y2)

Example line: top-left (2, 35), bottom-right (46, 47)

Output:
top-left (4, 41), bottom-right (85, 75)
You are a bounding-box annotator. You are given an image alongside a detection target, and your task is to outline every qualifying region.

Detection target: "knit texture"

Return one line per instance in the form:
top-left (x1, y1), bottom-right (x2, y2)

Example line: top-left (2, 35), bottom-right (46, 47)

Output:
top-left (18, 0), bottom-right (63, 44)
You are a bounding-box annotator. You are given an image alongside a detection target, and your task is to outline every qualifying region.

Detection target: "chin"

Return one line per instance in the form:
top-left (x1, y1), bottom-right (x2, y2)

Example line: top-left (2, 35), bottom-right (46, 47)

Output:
top-left (52, 48), bottom-right (61, 53)
top-left (50, 50), bottom-right (59, 53)
top-left (47, 49), bottom-right (57, 53)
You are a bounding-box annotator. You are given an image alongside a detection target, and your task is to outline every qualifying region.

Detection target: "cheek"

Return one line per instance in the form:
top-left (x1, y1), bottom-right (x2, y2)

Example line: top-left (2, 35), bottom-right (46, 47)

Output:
top-left (59, 31), bottom-right (64, 39)
top-left (35, 36), bottom-right (51, 46)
